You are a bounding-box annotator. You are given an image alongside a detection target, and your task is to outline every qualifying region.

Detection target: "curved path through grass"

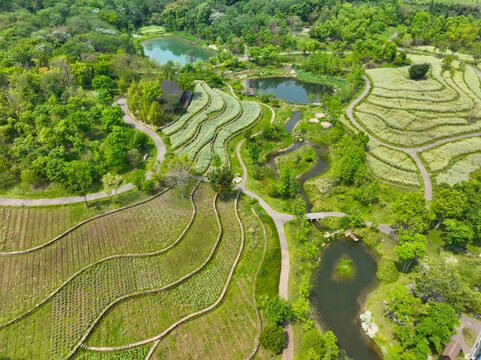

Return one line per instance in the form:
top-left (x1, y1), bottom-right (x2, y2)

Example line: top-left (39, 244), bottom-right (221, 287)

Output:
top-left (0, 98), bottom-right (166, 206)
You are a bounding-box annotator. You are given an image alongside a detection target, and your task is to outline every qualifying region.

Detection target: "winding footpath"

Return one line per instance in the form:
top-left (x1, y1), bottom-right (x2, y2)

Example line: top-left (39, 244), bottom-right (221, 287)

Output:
top-left (0, 98), bottom-right (166, 207)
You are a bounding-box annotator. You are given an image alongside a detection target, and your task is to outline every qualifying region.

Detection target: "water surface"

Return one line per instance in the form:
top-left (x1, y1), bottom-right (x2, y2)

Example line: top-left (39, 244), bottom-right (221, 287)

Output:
top-left (310, 239), bottom-right (381, 360)
top-left (246, 77), bottom-right (334, 104)
top-left (142, 36), bottom-right (214, 65)
top-left (284, 111), bottom-right (302, 133)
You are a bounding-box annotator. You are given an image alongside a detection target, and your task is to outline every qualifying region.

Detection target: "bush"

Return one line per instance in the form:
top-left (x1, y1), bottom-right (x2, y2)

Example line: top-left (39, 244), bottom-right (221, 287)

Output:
top-left (355, 227), bottom-right (381, 249)
top-left (259, 323), bottom-right (285, 354)
top-left (259, 295), bottom-right (292, 324)
top-left (408, 63), bottom-right (430, 80)
top-left (376, 258), bottom-right (399, 283)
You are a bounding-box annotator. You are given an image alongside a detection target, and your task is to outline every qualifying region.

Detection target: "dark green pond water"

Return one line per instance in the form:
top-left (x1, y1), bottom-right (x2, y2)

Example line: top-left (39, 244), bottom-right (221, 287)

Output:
top-left (245, 77), bottom-right (334, 104)
top-left (310, 238), bottom-right (381, 360)
top-left (142, 36), bottom-right (214, 65)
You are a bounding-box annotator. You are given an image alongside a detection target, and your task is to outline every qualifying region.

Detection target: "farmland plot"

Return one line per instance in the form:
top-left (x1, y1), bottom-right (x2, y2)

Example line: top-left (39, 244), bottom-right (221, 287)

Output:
top-left (162, 82), bottom-right (209, 136)
top-left (420, 137), bottom-right (481, 173)
top-left (355, 55), bottom-right (481, 147)
top-left (85, 192), bottom-right (242, 347)
top-left (0, 184), bottom-right (220, 360)
top-left (0, 189), bottom-right (193, 323)
top-left (436, 153), bottom-right (481, 186)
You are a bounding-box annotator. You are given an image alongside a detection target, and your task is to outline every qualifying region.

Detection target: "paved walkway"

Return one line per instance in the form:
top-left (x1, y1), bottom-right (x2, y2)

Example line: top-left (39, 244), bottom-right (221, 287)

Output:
top-left (450, 314), bottom-right (481, 355)
top-left (0, 98), bottom-right (166, 207)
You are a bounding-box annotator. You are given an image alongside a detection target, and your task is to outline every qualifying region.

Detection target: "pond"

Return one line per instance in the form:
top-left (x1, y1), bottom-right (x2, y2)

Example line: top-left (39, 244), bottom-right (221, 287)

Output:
top-left (245, 77), bottom-right (334, 104)
top-left (310, 238), bottom-right (382, 360)
top-left (142, 36), bottom-right (215, 65)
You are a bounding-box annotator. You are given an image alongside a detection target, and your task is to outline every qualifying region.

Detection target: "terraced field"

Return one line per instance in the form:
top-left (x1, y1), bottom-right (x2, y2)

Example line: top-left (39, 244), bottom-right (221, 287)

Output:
top-left (353, 54), bottom-right (481, 187)
top-left (163, 81), bottom-right (262, 174)
top-left (0, 184), bottom-right (267, 360)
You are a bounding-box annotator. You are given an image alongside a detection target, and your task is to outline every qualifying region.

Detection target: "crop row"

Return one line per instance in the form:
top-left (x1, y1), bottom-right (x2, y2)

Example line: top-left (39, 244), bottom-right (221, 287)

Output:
top-left (169, 84), bottom-right (225, 150)
top-left (77, 346), bottom-right (150, 360)
top-left (420, 137), bottom-right (481, 173)
top-left (0, 184), bottom-right (220, 359)
top-left (0, 206), bottom-right (76, 252)
top-left (0, 190), bottom-right (193, 323)
top-left (85, 192), bottom-right (242, 348)
top-left (162, 82), bottom-right (209, 136)
top-left (366, 141), bottom-right (418, 172)
top-left (366, 154), bottom-right (421, 187)
top-left (175, 90), bottom-right (241, 159)
top-left (436, 153), bottom-right (481, 186)
top-left (212, 101), bottom-right (262, 167)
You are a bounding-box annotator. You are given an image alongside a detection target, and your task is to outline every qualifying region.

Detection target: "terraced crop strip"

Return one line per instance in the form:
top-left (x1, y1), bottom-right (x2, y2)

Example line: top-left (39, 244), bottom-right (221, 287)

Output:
top-left (85, 193), bottom-right (242, 348)
top-left (366, 142), bottom-right (421, 187)
top-left (0, 206), bottom-right (78, 252)
top-left (0, 189), bottom-right (193, 323)
top-left (162, 82), bottom-right (209, 136)
top-left (420, 137), bottom-right (481, 185)
top-left (168, 84), bottom-right (225, 150)
top-left (354, 55), bottom-right (481, 147)
top-left (0, 184), bottom-right (222, 360)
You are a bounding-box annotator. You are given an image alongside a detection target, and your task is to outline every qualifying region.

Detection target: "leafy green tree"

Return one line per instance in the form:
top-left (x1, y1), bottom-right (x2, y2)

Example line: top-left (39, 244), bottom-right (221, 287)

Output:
top-left (279, 164), bottom-right (297, 198)
top-left (207, 166), bottom-right (234, 195)
top-left (62, 160), bottom-right (94, 207)
top-left (391, 193), bottom-right (432, 233)
top-left (291, 194), bottom-right (310, 242)
top-left (394, 232), bottom-right (427, 271)
top-left (165, 156), bottom-right (191, 198)
top-left (408, 64), bottom-right (430, 80)
top-left (177, 72), bottom-right (195, 92)
top-left (432, 187), bottom-right (466, 228)
top-left (443, 219), bottom-right (474, 248)
top-left (259, 295), bottom-right (292, 325)
top-left (102, 172), bottom-right (123, 204)
top-left (92, 75), bottom-right (114, 91)
top-left (148, 101), bottom-right (165, 126)
top-left (259, 323), bottom-right (284, 354)
top-left (248, 142), bottom-right (261, 163)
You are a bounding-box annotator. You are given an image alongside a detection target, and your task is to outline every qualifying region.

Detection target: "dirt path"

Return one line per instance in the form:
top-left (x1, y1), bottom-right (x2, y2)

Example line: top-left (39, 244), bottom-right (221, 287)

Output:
top-left (0, 98), bottom-right (166, 207)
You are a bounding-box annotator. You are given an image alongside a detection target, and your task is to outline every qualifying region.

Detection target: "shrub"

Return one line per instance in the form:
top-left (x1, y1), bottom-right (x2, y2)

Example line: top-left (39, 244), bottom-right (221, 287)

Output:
top-left (376, 258), bottom-right (399, 283)
top-left (259, 295), bottom-right (292, 324)
top-left (408, 63), bottom-right (430, 80)
top-left (259, 323), bottom-right (285, 354)
top-left (355, 227), bottom-right (381, 249)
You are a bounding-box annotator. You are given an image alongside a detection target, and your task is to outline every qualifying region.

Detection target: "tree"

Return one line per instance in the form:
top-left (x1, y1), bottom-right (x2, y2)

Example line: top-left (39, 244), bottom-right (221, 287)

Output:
top-left (102, 172), bottom-right (123, 204)
top-left (291, 194), bottom-right (310, 242)
top-left (259, 295), bottom-right (292, 324)
top-left (279, 164), bottom-right (297, 198)
top-left (248, 142), bottom-right (261, 163)
top-left (391, 193), bottom-right (432, 233)
top-left (394, 232), bottom-right (426, 271)
top-left (207, 166), bottom-right (234, 195)
top-left (259, 323), bottom-right (285, 354)
top-left (165, 156), bottom-right (191, 197)
top-left (408, 63), bottom-right (430, 80)
top-left (163, 93), bottom-right (179, 113)
top-left (62, 161), bottom-right (94, 207)
top-left (443, 219), bottom-right (474, 248)
top-left (431, 187), bottom-right (466, 228)
top-left (415, 302), bottom-right (459, 354)
top-left (177, 72), bottom-right (195, 92)
top-left (148, 101), bottom-right (165, 126)
top-left (92, 75), bottom-right (114, 91)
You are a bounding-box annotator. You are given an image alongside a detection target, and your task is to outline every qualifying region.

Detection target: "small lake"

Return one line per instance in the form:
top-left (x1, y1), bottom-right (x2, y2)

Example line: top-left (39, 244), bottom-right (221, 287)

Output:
top-left (245, 77), bottom-right (334, 104)
top-left (142, 36), bottom-right (215, 65)
top-left (310, 239), bottom-right (381, 360)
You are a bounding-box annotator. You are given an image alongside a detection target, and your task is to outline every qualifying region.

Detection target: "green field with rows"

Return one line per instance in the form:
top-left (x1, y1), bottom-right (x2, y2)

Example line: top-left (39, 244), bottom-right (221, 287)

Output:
top-left (0, 184), bottom-right (272, 359)
top-left (354, 54), bottom-right (481, 187)
top-left (163, 81), bottom-right (262, 174)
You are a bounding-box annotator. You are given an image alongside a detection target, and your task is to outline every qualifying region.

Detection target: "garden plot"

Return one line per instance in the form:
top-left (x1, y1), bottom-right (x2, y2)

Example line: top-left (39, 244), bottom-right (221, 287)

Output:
top-left (176, 90), bottom-right (242, 159)
top-left (162, 82), bottom-right (209, 136)
top-left (366, 154), bottom-right (421, 187)
top-left (355, 54), bottom-right (481, 147)
top-left (0, 184), bottom-right (220, 360)
top-left (436, 153), bottom-right (481, 186)
top-left (169, 84), bottom-right (225, 149)
top-left (0, 206), bottom-right (77, 252)
top-left (367, 142), bottom-right (418, 172)
top-left (212, 101), bottom-right (262, 167)
top-left (85, 192), bottom-right (242, 348)
top-left (420, 137), bottom-right (481, 173)
top-left (0, 189), bottom-right (193, 323)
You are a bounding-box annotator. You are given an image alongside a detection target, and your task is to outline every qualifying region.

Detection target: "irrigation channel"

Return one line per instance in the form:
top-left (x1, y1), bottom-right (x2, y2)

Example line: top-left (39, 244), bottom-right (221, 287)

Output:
top-left (267, 114), bottom-right (382, 359)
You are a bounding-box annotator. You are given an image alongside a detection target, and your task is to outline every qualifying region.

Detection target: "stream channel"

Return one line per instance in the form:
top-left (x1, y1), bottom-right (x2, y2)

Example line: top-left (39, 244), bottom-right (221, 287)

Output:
top-left (266, 112), bottom-right (382, 360)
